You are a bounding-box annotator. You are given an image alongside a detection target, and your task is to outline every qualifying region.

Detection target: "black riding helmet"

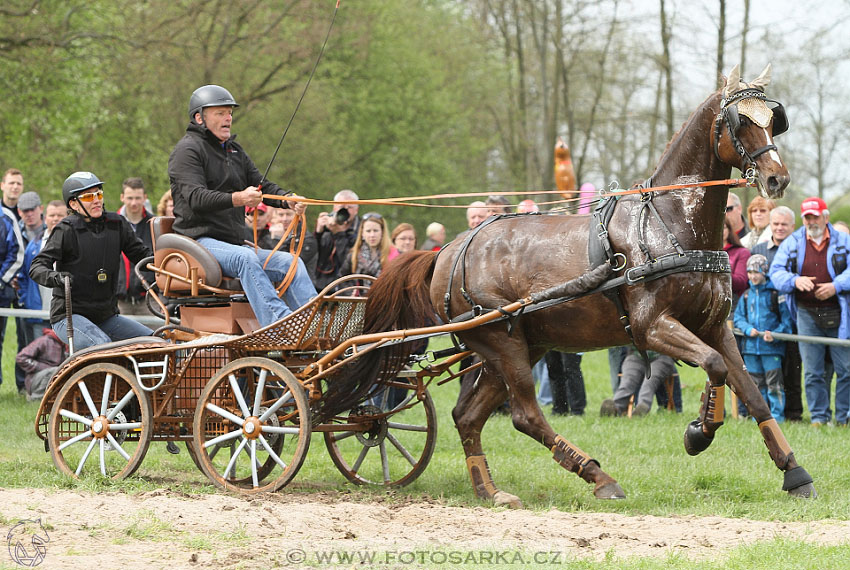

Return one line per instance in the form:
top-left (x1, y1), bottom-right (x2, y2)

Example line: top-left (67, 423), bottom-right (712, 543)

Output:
top-left (62, 171), bottom-right (104, 207)
top-left (188, 85), bottom-right (239, 121)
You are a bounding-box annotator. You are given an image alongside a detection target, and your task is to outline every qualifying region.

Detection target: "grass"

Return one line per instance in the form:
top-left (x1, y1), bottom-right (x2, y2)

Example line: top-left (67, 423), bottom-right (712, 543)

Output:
top-left (1, 320), bottom-right (849, 567)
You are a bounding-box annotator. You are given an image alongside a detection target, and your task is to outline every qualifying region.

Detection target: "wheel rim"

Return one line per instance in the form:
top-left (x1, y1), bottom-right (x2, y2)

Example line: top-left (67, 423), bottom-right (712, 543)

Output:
top-left (193, 358), bottom-right (310, 493)
top-left (48, 364), bottom-right (152, 480)
top-left (325, 382), bottom-right (437, 486)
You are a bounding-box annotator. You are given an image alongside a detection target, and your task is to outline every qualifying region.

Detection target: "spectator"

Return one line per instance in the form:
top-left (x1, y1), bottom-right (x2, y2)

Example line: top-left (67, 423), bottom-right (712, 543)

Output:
top-left (244, 203), bottom-right (276, 250)
top-left (517, 199), bottom-right (539, 214)
top-left (117, 178), bottom-right (154, 316)
top-left (485, 195), bottom-right (512, 216)
top-left (752, 205), bottom-right (801, 421)
top-left (420, 222), bottom-right (445, 251)
top-left (270, 207), bottom-right (318, 287)
top-left (168, 84), bottom-right (316, 327)
top-left (0, 179), bottom-right (24, 392)
top-left (16, 199), bottom-right (64, 361)
top-left (14, 191), bottom-right (46, 394)
top-left (1, 168), bottom-right (24, 222)
top-left (389, 223), bottom-right (416, 262)
top-left (156, 190), bottom-right (174, 217)
top-left (340, 212), bottom-right (391, 281)
top-left (770, 197), bottom-right (850, 426)
top-left (16, 326), bottom-right (66, 402)
top-left (734, 254), bottom-right (793, 422)
top-left (726, 192), bottom-right (749, 241)
top-left (600, 348), bottom-right (679, 416)
top-left (456, 201), bottom-right (487, 240)
top-left (315, 189), bottom-right (361, 290)
top-left (30, 171), bottom-right (153, 351)
top-left (741, 196), bottom-right (776, 249)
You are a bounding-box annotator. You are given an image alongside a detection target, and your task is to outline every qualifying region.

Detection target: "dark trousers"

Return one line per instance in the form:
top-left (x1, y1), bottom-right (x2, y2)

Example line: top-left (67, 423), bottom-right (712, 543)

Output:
top-left (544, 351), bottom-right (586, 415)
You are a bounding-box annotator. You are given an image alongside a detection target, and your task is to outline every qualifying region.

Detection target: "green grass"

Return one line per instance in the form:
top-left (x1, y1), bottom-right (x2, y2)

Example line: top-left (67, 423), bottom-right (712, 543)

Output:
top-left (1, 320), bottom-right (849, 567)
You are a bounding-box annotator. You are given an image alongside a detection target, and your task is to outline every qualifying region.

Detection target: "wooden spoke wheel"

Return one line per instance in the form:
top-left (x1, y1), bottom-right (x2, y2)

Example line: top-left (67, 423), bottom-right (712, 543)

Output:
top-left (324, 381), bottom-right (437, 486)
top-left (193, 357), bottom-right (311, 493)
top-left (47, 363), bottom-right (152, 480)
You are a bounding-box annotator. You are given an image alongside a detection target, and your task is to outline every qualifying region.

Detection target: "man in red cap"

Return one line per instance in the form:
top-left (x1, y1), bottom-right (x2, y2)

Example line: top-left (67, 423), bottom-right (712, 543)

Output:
top-left (770, 197), bottom-right (850, 426)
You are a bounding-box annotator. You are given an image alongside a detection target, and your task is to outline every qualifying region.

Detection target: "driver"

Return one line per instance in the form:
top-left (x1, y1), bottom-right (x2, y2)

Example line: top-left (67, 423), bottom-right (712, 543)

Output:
top-left (30, 171), bottom-right (154, 350)
top-left (168, 85), bottom-right (317, 327)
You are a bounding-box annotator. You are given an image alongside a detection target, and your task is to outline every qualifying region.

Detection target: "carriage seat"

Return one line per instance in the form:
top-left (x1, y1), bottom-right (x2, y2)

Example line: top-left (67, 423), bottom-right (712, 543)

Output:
top-left (150, 216), bottom-right (243, 296)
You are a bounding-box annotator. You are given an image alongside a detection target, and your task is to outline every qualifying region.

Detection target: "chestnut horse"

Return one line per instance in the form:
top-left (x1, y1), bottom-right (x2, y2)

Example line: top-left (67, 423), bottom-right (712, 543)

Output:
top-left (322, 65), bottom-right (815, 506)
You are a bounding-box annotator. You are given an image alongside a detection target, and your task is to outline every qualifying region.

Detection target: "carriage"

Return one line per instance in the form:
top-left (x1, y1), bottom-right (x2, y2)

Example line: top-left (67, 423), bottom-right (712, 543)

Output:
top-left (36, 65), bottom-right (818, 504)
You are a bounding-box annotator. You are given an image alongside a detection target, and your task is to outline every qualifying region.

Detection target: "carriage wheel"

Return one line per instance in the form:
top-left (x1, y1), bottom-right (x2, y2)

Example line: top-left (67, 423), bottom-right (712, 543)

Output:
top-left (324, 381), bottom-right (437, 486)
top-left (193, 357), bottom-right (311, 493)
top-left (47, 363), bottom-right (152, 480)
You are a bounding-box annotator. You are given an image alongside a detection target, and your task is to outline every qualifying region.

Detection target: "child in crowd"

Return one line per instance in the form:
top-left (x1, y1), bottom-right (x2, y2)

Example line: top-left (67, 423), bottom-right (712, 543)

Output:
top-left (733, 254), bottom-right (793, 421)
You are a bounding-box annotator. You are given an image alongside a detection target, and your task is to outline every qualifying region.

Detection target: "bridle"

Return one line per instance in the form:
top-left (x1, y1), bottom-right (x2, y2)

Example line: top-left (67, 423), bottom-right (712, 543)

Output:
top-left (713, 87), bottom-right (789, 184)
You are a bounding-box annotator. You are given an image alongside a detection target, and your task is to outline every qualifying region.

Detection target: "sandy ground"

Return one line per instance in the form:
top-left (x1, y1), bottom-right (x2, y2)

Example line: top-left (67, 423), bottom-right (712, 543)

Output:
top-left (1, 487), bottom-right (848, 569)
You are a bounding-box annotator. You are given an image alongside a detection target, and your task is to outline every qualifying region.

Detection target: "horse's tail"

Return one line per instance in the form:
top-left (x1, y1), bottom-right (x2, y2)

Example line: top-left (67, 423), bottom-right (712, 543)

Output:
top-left (314, 250), bottom-right (438, 421)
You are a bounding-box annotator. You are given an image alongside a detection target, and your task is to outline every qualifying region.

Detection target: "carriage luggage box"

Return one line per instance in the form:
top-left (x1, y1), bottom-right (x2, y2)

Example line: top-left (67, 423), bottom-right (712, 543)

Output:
top-left (180, 302), bottom-right (259, 334)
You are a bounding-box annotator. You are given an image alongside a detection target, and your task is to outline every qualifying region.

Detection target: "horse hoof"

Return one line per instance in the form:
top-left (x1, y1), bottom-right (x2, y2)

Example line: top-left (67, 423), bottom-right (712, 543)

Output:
top-left (683, 420), bottom-right (714, 456)
top-left (788, 482), bottom-right (817, 499)
top-left (594, 481), bottom-right (626, 500)
top-left (493, 491), bottom-right (523, 509)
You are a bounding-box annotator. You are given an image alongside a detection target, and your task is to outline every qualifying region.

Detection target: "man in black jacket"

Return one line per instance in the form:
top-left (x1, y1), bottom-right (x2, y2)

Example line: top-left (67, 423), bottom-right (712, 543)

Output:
top-left (30, 171), bottom-right (153, 350)
top-left (168, 85), bottom-right (316, 327)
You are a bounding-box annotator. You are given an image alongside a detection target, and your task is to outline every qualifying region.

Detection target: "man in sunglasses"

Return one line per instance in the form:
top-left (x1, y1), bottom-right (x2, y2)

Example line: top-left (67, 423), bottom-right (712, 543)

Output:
top-left (29, 171), bottom-right (154, 350)
top-left (168, 84), bottom-right (316, 326)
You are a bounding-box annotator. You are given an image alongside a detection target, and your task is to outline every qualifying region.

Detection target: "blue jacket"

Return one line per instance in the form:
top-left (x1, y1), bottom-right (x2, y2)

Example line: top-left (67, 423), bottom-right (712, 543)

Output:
top-left (769, 224), bottom-right (850, 338)
top-left (0, 207), bottom-right (24, 304)
top-left (16, 237), bottom-right (45, 322)
top-left (733, 278), bottom-right (792, 356)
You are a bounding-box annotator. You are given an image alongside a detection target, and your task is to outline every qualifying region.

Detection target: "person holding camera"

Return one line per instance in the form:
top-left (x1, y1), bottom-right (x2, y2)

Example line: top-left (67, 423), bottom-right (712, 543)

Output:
top-left (314, 189), bottom-right (360, 291)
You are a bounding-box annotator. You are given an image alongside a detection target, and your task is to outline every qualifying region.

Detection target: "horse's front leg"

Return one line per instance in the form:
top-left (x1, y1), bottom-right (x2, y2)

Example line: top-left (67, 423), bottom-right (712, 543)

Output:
top-left (645, 316), bottom-right (816, 498)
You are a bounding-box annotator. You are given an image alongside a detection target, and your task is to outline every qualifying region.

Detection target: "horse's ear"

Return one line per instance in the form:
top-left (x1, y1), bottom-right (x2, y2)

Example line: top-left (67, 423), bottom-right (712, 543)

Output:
top-left (724, 64), bottom-right (741, 98)
top-left (750, 63), bottom-right (772, 90)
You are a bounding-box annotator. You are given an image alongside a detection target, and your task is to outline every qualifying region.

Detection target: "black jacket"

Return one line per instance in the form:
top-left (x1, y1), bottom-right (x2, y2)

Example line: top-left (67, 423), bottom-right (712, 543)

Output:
top-left (168, 121), bottom-right (291, 244)
top-left (30, 212), bottom-right (151, 324)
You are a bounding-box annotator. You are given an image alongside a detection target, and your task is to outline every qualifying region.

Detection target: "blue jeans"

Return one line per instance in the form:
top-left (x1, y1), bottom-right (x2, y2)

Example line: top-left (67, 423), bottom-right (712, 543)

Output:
top-left (797, 307), bottom-right (850, 425)
top-left (197, 238), bottom-right (317, 327)
top-left (53, 314), bottom-right (153, 351)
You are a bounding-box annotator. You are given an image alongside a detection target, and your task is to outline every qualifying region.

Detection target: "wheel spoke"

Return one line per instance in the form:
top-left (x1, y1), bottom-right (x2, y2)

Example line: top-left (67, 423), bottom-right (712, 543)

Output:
top-left (386, 432), bottom-right (417, 466)
top-left (59, 409), bottom-right (93, 427)
top-left (77, 381), bottom-right (99, 418)
top-left (223, 437), bottom-right (248, 480)
top-left (75, 438), bottom-right (98, 476)
top-left (252, 369), bottom-right (268, 417)
top-left (205, 403), bottom-right (245, 426)
top-left (386, 421), bottom-right (428, 432)
top-left (228, 374), bottom-right (251, 418)
top-left (258, 390), bottom-right (293, 421)
top-left (57, 430), bottom-right (92, 452)
top-left (380, 441), bottom-right (390, 483)
top-left (352, 445), bottom-right (369, 472)
top-left (203, 428), bottom-right (243, 449)
top-left (250, 440), bottom-right (258, 488)
top-left (106, 389), bottom-right (137, 421)
top-left (105, 432), bottom-right (131, 461)
top-left (260, 425), bottom-right (302, 435)
top-left (258, 434), bottom-right (288, 470)
top-left (100, 373), bottom-right (113, 416)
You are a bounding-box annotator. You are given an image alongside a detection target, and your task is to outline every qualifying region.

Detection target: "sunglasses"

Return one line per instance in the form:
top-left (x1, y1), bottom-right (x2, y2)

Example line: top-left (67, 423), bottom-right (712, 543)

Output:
top-left (77, 190), bottom-right (104, 203)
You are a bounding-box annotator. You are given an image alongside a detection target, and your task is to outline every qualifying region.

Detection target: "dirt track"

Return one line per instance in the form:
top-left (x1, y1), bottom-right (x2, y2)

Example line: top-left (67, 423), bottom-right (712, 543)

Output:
top-left (1, 487), bottom-right (849, 568)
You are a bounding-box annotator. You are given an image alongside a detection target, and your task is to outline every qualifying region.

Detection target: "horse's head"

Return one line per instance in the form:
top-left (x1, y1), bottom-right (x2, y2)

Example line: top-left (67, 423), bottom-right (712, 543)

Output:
top-left (713, 64), bottom-right (790, 198)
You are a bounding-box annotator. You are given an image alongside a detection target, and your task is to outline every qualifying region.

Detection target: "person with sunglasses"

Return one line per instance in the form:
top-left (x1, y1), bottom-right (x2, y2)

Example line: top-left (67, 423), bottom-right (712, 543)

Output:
top-left (29, 171), bottom-right (154, 350)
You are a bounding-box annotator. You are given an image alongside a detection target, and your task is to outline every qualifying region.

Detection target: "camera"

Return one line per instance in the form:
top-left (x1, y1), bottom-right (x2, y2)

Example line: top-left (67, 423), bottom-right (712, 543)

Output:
top-left (334, 207), bottom-right (350, 225)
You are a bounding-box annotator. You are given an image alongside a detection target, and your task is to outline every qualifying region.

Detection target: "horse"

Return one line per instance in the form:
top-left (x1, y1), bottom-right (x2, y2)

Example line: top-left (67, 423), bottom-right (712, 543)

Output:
top-left (320, 64), bottom-right (814, 507)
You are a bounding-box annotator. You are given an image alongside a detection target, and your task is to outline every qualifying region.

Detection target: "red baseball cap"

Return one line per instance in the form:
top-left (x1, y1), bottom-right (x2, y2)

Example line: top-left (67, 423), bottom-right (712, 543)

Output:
top-left (801, 197), bottom-right (827, 217)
